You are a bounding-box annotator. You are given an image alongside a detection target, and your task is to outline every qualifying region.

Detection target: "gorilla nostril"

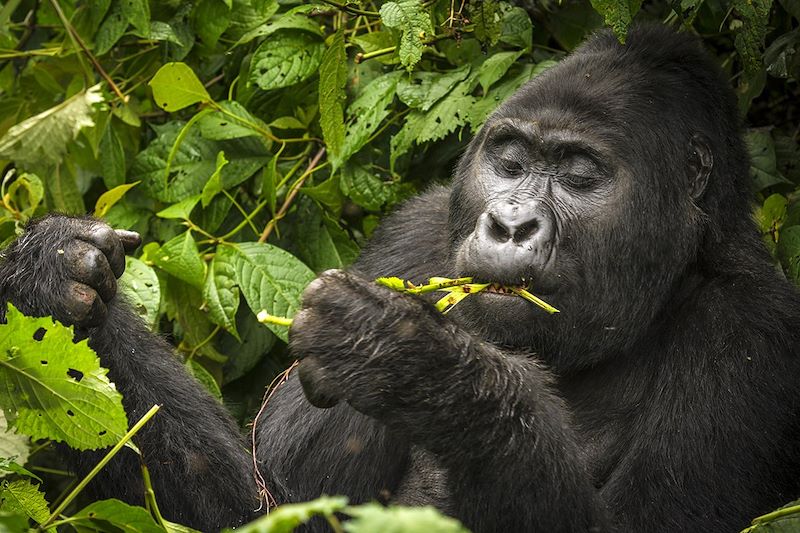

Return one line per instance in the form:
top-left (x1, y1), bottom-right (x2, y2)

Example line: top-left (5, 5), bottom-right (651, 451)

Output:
top-left (514, 219), bottom-right (539, 243)
top-left (488, 213), bottom-right (511, 243)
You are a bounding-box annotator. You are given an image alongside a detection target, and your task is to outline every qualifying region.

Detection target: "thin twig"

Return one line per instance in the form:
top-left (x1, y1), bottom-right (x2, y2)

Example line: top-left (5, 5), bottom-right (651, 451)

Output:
top-left (319, 0), bottom-right (380, 17)
top-left (48, 0), bottom-right (128, 102)
top-left (258, 147), bottom-right (327, 243)
top-left (250, 360), bottom-right (299, 511)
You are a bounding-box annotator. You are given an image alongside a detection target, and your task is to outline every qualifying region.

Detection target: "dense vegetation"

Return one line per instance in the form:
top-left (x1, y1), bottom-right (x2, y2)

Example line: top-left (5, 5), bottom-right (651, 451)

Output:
top-left (0, 0), bottom-right (798, 531)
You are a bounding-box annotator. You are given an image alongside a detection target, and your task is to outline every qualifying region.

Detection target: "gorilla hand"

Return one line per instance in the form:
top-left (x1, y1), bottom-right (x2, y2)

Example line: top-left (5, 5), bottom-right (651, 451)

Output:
top-left (291, 270), bottom-right (470, 421)
top-left (0, 215), bottom-right (140, 328)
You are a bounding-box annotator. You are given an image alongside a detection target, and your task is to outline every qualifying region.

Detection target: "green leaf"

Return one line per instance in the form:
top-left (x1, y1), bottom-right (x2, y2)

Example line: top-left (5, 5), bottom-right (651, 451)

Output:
top-left (396, 65), bottom-right (470, 111)
top-left (589, 0), bottom-right (642, 43)
top-left (499, 6), bottom-right (533, 49)
top-left (319, 29), bottom-right (347, 163)
top-left (121, 0), bottom-right (150, 36)
top-left (469, 0), bottom-right (502, 47)
top-left (119, 257), bottom-right (161, 330)
top-left (477, 50), bottom-right (524, 94)
top-left (0, 85), bottom-right (104, 170)
top-left (201, 151), bottom-right (229, 208)
top-left (149, 63), bottom-right (212, 112)
top-left (95, 3), bottom-right (127, 55)
top-left (344, 503), bottom-right (470, 533)
top-left (391, 79), bottom-right (475, 166)
top-left (187, 360), bottom-right (222, 399)
top-left (235, 10), bottom-right (324, 45)
top-left (778, 225), bottom-right (800, 285)
top-left (288, 201), bottom-right (359, 272)
top-left (0, 305), bottom-right (129, 450)
top-left (230, 496), bottom-right (348, 533)
top-left (249, 31), bottom-right (325, 91)
top-left (340, 163), bottom-right (397, 211)
top-left (157, 195), bottom-right (202, 220)
top-left (203, 246), bottom-right (240, 339)
top-left (153, 231), bottom-right (206, 289)
top-left (198, 101), bottom-right (270, 141)
top-left (301, 175), bottom-right (344, 214)
top-left (380, 0), bottom-right (434, 70)
top-left (747, 130), bottom-right (792, 191)
top-left (337, 71), bottom-right (402, 167)
top-left (733, 0), bottom-right (772, 75)
top-left (194, 0), bottom-right (231, 48)
top-left (94, 181), bottom-right (140, 218)
top-left (224, 242), bottom-right (316, 342)
top-left (2, 172), bottom-right (43, 218)
top-left (0, 479), bottom-right (49, 525)
top-left (72, 499), bottom-right (163, 533)
top-left (0, 411), bottom-right (29, 476)
top-left (219, 309), bottom-right (276, 385)
top-left (99, 123), bottom-right (127, 189)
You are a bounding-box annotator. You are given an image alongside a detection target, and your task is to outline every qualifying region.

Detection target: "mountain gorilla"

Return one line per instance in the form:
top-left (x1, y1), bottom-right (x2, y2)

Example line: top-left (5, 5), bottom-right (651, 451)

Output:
top-left (2, 24), bottom-right (800, 533)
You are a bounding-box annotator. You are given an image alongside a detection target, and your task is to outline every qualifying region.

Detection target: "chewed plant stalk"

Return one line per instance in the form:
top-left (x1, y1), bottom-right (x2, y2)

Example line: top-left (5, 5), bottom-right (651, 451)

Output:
top-left (257, 276), bottom-right (559, 328)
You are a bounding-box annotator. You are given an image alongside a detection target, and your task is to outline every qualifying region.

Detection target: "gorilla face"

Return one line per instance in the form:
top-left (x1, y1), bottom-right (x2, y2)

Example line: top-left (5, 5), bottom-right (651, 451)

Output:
top-left (447, 48), bottom-right (717, 368)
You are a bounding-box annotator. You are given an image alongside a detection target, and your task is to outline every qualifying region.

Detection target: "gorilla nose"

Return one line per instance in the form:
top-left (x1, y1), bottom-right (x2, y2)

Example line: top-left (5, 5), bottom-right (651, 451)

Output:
top-left (484, 203), bottom-right (542, 245)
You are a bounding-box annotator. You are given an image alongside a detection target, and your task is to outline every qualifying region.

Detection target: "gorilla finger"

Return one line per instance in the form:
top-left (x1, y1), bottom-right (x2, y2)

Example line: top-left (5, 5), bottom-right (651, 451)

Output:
top-left (301, 270), bottom-right (348, 309)
top-left (62, 281), bottom-right (108, 328)
top-left (65, 240), bottom-right (117, 302)
top-left (297, 358), bottom-right (341, 409)
top-left (115, 229), bottom-right (142, 255)
top-left (78, 224), bottom-right (125, 278)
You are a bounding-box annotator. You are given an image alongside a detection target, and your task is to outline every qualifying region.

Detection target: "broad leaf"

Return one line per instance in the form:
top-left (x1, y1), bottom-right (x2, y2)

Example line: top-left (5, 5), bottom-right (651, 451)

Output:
top-left (249, 31), bottom-right (324, 90)
top-left (319, 29), bottom-right (347, 163)
top-left (119, 257), bottom-right (161, 330)
top-left (203, 246), bottom-right (240, 339)
top-left (73, 499), bottom-right (163, 532)
top-left (224, 242), bottom-right (316, 342)
top-left (149, 63), bottom-right (211, 112)
top-left (590, 0), bottom-right (642, 42)
top-left (0, 85), bottom-right (104, 169)
top-left (345, 503), bottom-right (470, 533)
top-left (380, 0), bottom-right (434, 70)
top-left (0, 411), bottom-right (29, 476)
top-left (153, 231), bottom-right (206, 289)
top-left (94, 181), bottom-right (140, 218)
top-left (230, 496), bottom-right (348, 533)
top-left (0, 479), bottom-right (49, 525)
top-left (0, 305), bottom-right (128, 450)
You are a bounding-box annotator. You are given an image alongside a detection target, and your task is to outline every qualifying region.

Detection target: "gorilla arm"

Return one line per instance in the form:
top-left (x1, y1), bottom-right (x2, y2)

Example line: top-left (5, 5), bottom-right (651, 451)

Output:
top-left (290, 190), bottom-right (608, 532)
top-left (0, 216), bottom-right (257, 530)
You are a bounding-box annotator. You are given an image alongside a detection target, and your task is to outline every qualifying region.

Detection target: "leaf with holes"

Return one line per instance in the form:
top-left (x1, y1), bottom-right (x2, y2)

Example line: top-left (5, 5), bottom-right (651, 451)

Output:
top-left (149, 62), bottom-right (211, 112)
top-left (380, 0), bottom-right (434, 70)
top-left (119, 256), bottom-right (161, 330)
top-left (0, 305), bottom-right (128, 451)
top-left (224, 242), bottom-right (315, 342)
top-left (249, 31), bottom-right (324, 91)
top-left (72, 499), bottom-right (164, 533)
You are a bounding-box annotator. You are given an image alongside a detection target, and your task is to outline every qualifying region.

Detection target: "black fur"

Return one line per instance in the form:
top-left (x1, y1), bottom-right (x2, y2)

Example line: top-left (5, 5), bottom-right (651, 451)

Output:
top-left (2, 25), bottom-right (800, 533)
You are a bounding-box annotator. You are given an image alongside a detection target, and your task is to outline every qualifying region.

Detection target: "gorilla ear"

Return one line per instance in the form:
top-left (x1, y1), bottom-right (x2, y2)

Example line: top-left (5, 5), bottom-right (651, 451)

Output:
top-left (687, 133), bottom-right (713, 201)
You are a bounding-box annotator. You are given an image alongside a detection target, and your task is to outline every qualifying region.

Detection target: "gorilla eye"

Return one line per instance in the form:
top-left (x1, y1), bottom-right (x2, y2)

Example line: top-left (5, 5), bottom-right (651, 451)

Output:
top-left (499, 158), bottom-right (526, 177)
top-left (558, 155), bottom-right (602, 190)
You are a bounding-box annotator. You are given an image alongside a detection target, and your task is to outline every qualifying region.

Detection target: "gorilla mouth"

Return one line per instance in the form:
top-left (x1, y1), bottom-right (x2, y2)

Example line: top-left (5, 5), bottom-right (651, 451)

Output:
top-left (485, 283), bottom-right (522, 295)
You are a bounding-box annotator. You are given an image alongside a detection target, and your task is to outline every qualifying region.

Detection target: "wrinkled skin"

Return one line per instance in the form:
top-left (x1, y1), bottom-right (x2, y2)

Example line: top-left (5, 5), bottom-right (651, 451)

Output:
top-left (3, 25), bottom-right (800, 533)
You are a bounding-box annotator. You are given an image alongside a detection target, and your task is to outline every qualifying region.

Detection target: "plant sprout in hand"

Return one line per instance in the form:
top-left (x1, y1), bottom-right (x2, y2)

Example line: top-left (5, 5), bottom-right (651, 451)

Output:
top-left (257, 277), bottom-right (559, 327)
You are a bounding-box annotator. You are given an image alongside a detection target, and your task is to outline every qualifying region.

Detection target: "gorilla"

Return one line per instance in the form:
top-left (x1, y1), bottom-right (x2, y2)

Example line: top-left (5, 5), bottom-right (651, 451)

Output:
top-left (2, 24), bottom-right (800, 533)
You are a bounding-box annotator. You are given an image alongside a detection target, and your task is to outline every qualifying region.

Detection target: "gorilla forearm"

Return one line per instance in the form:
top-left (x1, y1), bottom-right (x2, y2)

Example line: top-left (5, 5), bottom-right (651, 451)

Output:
top-left (393, 338), bottom-right (604, 531)
top-left (85, 305), bottom-right (258, 529)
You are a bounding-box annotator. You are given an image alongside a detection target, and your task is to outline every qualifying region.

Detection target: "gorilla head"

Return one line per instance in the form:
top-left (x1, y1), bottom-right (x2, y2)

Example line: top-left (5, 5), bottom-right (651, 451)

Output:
top-left (450, 25), bottom-right (754, 370)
